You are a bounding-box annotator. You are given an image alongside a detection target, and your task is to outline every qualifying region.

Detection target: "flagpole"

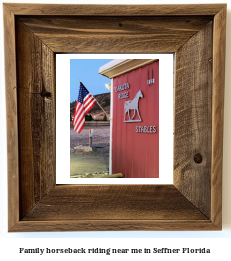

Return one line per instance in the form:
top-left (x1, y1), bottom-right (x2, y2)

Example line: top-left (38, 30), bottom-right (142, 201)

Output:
top-left (79, 80), bottom-right (110, 120)
top-left (95, 99), bottom-right (110, 120)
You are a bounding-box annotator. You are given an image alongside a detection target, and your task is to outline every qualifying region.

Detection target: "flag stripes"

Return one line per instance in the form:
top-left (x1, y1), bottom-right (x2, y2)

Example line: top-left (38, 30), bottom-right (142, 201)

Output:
top-left (72, 82), bottom-right (97, 133)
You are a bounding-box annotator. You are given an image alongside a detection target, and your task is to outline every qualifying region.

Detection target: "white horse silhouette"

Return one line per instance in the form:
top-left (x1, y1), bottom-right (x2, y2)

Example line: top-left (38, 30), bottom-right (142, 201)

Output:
top-left (124, 90), bottom-right (143, 122)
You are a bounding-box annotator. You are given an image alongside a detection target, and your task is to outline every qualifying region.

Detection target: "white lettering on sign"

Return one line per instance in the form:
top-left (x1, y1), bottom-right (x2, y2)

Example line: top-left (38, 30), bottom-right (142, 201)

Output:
top-left (118, 92), bottom-right (129, 100)
top-left (115, 83), bottom-right (130, 92)
top-left (115, 83), bottom-right (130, 100)
top-left (136, 126), bottom-right (157, 133)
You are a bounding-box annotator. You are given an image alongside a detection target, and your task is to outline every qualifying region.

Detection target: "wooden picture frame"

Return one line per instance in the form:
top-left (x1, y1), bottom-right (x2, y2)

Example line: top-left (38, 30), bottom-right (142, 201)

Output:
top-left (4, 3), bottom-right (226, 232)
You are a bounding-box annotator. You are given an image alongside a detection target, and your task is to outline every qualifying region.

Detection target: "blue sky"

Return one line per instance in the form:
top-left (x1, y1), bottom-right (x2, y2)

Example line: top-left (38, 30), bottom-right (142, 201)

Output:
top-left (70, 59), bottom-right (113, 102)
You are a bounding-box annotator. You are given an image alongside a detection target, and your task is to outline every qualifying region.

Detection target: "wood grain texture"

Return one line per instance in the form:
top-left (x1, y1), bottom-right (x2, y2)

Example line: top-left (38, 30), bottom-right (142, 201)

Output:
top-left (13, 184), bottom-right (219, 231)
top-left (4, 3), bottom-right (226, 231)
top-left (18, 16), bottom-right (213, 53)
top-left (174, 22), bottom-right (213, 218)
top-left (3, 4), bottom-right (20, 231)
top-left (11, 220), bottom-right (218, 232)
top-left (4, 3), bottom-right (225, 16)
top-left (211, 5), bottom-right (226, 228)
top-left (16, 19), bottom-right (56, 219)
top-left (22, 185), bottom-right (207, 221)
top-left (18, 185), bottom-right (214, 232)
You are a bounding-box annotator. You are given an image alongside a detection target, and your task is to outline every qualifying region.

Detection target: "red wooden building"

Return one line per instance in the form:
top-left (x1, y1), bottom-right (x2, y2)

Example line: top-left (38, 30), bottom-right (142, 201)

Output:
top-left (99, 59), bottom-right (159, 178)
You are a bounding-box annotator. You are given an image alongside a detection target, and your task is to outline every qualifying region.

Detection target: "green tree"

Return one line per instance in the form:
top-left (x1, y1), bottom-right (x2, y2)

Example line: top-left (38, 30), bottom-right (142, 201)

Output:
top-left (85, 114), bottom-right (93, 121)
top-left (102, 114), bottom-right (107, 121)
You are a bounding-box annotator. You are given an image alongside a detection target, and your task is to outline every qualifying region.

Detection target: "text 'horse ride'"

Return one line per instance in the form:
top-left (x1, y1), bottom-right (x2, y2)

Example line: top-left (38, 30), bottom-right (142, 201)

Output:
top-left (124, 90), bottom-right (143, 122)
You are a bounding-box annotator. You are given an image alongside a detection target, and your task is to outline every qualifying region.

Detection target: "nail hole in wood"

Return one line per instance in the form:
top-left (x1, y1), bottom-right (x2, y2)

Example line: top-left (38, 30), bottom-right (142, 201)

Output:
top-left (194, 153), bottom-right (203, 164)
top-left (40, 90), bottom-right (52, 99)
top-left (119, 23), bottom-right (122, 27)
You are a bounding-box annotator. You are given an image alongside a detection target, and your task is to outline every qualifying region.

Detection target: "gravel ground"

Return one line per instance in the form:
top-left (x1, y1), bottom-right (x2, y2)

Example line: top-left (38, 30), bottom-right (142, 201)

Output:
top-left (70, 126), bottom-right (110, 178)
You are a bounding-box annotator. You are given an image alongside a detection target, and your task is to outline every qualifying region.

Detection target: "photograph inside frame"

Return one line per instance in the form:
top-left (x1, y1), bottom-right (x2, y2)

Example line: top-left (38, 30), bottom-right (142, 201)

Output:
top-left (56, 54), bottom-right (173, 184)
top-left (71, 59), bottom-right (159, 179)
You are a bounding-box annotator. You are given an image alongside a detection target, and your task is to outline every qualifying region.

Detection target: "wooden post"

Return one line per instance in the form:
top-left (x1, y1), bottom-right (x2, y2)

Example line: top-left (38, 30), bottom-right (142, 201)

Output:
top-left (89, 128), bottom-right (92, 147)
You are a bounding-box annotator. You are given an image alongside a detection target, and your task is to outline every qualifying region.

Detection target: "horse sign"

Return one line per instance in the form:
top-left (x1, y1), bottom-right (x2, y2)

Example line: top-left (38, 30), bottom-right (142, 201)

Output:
top-left (124, 90), bottom-right (143, 122)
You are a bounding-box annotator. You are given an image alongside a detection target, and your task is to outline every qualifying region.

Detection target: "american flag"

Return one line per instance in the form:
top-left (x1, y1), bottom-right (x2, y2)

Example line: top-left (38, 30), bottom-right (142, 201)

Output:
top-left (72, 82), bottom-right (97, 133)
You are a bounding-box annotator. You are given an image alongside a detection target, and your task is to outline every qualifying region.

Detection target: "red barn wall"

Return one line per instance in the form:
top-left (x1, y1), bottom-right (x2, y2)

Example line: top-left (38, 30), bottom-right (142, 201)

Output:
top-left (111, 61), bottom-right (159, 178)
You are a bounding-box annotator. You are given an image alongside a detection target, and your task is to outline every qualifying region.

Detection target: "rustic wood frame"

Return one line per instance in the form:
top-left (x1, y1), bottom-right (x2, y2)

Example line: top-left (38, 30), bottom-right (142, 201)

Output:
top-left (4, 4), bottom-right (226, 232)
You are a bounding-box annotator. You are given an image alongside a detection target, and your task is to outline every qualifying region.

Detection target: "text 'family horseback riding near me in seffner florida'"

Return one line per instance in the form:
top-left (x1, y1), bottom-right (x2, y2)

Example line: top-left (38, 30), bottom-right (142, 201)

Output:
top-left (18, 247), bottom-right (211, 255)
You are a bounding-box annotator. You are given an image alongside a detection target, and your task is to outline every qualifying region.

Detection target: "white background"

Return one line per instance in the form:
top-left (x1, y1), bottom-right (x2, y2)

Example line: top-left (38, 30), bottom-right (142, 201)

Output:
top-left (56, 54), bottom-right (173, 184)
top-left (0, 0), bottom-right (231, 260)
